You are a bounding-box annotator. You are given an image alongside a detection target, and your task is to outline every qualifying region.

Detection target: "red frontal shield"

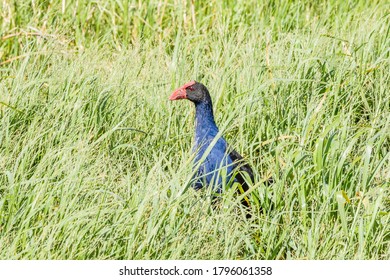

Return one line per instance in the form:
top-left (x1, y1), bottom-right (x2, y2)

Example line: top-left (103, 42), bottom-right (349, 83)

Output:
top-left (169, 81), bottom-right (196, 100)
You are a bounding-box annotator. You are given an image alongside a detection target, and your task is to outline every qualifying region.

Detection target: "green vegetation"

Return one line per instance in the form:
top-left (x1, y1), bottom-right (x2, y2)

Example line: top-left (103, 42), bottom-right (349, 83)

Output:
top-left (0, 0), bottom-right (389, 259)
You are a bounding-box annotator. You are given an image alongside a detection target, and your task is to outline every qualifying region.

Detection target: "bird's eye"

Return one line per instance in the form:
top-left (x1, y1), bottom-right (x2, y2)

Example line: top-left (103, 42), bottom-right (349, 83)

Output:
top-left (187, 86), bottom-right (195, 91)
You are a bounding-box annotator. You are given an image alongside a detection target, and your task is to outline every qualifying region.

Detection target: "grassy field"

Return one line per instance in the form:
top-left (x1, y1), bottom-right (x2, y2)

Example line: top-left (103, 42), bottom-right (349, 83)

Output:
top-left (0, 0), bottom-right (389, 259)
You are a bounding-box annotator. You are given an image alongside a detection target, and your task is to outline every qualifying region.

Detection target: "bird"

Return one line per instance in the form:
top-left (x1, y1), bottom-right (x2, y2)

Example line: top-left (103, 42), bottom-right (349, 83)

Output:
top-left (169, 80), bottom-right (255, 214)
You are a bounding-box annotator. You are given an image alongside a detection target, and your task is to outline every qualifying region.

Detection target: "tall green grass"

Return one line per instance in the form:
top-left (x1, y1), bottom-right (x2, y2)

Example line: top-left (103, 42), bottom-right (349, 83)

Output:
top-left (0, 0), bottom-right (389, 259)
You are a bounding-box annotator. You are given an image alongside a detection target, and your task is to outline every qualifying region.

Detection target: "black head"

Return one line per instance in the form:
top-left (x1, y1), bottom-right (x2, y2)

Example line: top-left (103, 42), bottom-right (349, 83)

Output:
top-left (169, 81), bottom-right (211, 105)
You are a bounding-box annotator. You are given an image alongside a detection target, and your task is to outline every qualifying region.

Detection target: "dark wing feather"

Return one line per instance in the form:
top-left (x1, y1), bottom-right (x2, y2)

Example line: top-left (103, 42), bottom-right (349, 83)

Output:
top-left (228, 145), bottom-right (273, 218)
top-left (227, 147), bottom-right (254, 217)
top-left (228, 147), bottom-right (254, 192)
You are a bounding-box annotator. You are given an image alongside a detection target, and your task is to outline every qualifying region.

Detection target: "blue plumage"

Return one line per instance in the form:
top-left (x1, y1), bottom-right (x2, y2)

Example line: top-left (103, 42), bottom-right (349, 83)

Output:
top-left (192, 101), bottom-right (234, 193)
top-left (169, 81), bottom-right (255, 195)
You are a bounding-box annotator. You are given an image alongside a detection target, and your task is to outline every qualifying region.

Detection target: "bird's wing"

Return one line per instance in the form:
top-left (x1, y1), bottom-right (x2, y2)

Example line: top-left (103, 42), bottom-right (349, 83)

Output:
top-left (227, 146), bottom-right (254, 192)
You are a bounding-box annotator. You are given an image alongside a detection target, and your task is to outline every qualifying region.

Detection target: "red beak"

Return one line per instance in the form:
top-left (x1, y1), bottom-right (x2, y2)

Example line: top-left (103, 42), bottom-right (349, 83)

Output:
top-left (169, 88), bottom-right (187, 100)
top-left (169, 80), bottom-right (196, 101)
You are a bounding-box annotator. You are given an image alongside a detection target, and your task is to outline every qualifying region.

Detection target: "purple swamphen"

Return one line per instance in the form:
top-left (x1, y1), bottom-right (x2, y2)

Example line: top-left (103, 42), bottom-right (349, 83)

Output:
top-left (169, 81), bottom-right (254, 212)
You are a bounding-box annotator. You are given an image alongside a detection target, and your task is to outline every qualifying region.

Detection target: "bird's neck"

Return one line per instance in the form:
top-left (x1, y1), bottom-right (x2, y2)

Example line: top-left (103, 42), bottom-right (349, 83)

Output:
top-left (194, 102), bottom-right (218, 139)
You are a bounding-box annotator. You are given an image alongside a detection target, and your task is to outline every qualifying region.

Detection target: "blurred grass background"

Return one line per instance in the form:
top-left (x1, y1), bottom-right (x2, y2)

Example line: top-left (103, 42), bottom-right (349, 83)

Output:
top-left (0, 0), bottom-right (389, 259)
